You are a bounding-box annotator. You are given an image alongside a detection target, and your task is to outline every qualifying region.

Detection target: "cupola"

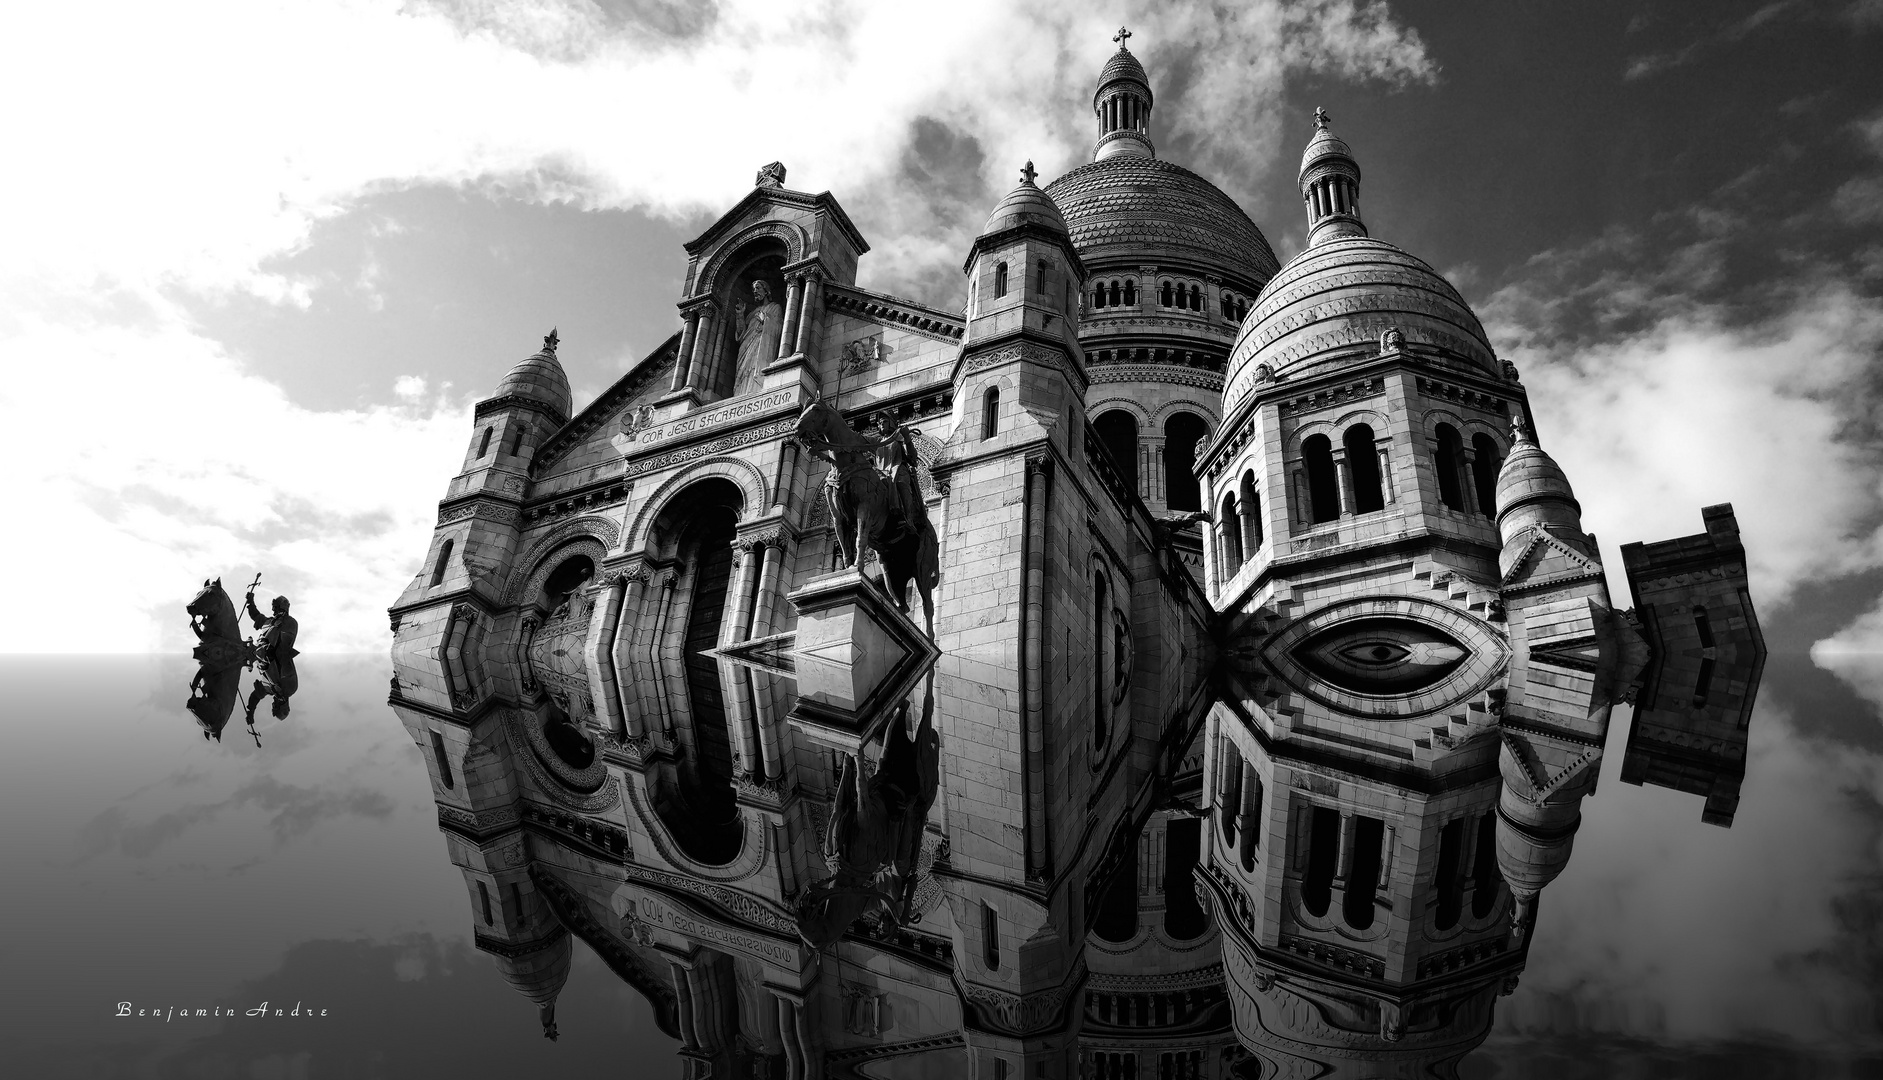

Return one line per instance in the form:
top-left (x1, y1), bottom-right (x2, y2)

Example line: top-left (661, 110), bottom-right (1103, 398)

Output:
top-left (1300, 108), bottom-right (1366, 247)
top-left (491, 328), bottom-right (573, 424)
top-left (1093, 26), bottom-right (1155, 161)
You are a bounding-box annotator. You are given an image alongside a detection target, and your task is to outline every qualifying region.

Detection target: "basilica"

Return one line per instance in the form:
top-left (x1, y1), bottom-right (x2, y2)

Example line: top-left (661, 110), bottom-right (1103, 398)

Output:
top-left (387, 33), bottom-right (1764, 1080)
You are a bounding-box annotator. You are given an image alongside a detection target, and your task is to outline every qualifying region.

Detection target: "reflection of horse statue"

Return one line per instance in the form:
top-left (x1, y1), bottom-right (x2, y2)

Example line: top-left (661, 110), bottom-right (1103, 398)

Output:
top-left (794, 395), bottom-right (939, 634)
top-left (794, 676), bottom-right (940, 951)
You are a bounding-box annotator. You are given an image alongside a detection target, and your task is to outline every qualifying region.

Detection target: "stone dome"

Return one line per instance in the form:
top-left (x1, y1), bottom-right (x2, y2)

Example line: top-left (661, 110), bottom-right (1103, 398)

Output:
top-left (1044, 157), bottom-right (1280, 286)
top-left (1096, 47), bottom-right (1151, 101)
top-left (494, 337), bottom-right (573, 422)
top-left (1222, 237), bottom-right (1497, 411)
top-left (1300, 125), bottom-right (1357, 180)
top-left (1494, 434), bottom-right (1579, 520)
top-left (982, 175), bottom-right (1069, 237)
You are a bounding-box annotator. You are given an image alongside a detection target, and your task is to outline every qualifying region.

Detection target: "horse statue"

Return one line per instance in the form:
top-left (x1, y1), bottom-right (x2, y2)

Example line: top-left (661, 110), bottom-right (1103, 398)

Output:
top-left (793, 395), bottom-right (939, 635)
top-left (793, 675), bottom-right (939, 951)
top-left (187, 578), bottom-right (248, 668)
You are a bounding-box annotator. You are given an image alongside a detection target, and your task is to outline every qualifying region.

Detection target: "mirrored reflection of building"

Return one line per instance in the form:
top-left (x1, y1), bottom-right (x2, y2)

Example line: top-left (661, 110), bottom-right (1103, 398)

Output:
top-left (1620, 506), bottom-right (1766, 826)
top-left (386, 37), bottom-right (1764, 1080)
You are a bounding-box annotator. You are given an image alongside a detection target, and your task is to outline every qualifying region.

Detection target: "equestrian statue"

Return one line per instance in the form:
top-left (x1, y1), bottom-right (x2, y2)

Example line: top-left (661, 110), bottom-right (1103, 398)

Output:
top-left (793, 394), bottom-right (939, 635)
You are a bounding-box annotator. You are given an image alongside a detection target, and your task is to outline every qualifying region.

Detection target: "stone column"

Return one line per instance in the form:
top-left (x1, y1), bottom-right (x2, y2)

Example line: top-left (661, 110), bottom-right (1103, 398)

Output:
top-left (587, 574), bottom-right (628, 738)
top-left (774, 440), bottom-right (799, 514)
top-left (1237, 762), bottom-right (1261, 869)
top-left (1293, 468), bottom-right (1311, 525)
top-left (1238, 496), bottom-right (1260, 559)
top-left (1332, 448), bottom-right (1354, 518)
top-left (648, 571), bottom-right (680, 733)
top-left (671, 309), bottom-right (701, 393)
top-left (670, 962), bottom-right (700, 1049)
top-left (1459, 448), bottom-right (1481, 515)
top-left (1022, 455), bottom-right (1052, 879)
top-left (779, 276), bottom-right (805, 361)
top-left (773, 994), bottom-right (803, 1080)
top-left (687, 302), bottom-right (720, 395)
top-left (793, 271), bottom-right (824, 359)
top-left (1377, 442), bottom-right (1396, 504)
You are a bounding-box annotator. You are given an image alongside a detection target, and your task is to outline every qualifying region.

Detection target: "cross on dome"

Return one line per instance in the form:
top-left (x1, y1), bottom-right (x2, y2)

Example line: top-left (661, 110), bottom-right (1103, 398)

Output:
top-left (1113, 25), bottom-right (1132, 49)
top-left (543, 327), bottom-right (559, 356)
top-left (1020, 161), bottom-right (1038, 185)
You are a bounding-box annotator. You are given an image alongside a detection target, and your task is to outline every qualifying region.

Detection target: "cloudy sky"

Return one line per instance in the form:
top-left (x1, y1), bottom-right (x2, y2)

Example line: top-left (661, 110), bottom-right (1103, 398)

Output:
top-left (4, 0), bottom-right (1882, 669)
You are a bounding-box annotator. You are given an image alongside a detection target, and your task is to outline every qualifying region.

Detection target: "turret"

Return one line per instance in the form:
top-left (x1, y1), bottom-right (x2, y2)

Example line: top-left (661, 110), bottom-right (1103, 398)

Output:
top-left (1493, 410), bottom-right (1594, 578)
top-left (1093, 26), bottom-right (1155, 161)
top-left (956, 163), bottom-right (1087, 451)
top-left (1299, 108), bottom-right (1367, 247)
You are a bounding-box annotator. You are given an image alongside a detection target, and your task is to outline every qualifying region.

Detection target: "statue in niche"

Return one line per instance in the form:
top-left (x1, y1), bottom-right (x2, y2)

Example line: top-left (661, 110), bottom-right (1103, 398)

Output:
top-left (730, 278), bottom-right (784, 398)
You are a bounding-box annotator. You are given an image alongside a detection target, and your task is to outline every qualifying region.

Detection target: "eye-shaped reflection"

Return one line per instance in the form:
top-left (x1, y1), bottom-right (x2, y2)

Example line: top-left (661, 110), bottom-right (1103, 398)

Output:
top-left (1294, 618), bottom-right (1467, 694)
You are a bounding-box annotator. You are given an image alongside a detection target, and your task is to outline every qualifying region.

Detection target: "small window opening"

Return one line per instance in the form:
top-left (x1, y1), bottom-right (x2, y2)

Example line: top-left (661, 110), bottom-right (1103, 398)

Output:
top-left (1470, 811), bottom-right (1500, 918)
top-left (1435, 425), bottom-right (1465, 511)
top-left (477, 427), bottom-right (492, 457)
top-left (1343, 816), bottom-right (1384, 930)
top-left (1302, 435), bottom-right (1339, 524)
top-left (1345, 424), bottom-right (1384, 513)
top-left (994, 262), bottom-right (1008, 298)
top-left (430, 729), bottom-right (454, 790)
top-left (1302, 807), bottom-right (1341, 917)
top-left (982, 901), bottom-right (1001, 969)
top-left (982, 386), bottom-right (1001, 440)
top-left (431, 539), bottom-right (454, 587)
top-left (478, 881), bottom-right (493, 925)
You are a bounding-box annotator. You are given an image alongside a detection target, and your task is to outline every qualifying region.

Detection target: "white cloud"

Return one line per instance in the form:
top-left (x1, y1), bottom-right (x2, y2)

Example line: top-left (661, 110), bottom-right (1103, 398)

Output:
top-left (1487, 282), bottom-right (1883, 611)
top-left (0, 0), bottom-right (1434, 655)
top-left (0, 309), bottom-right (468, 653)
top-left (1813, 602), bottom-right (1883, 710)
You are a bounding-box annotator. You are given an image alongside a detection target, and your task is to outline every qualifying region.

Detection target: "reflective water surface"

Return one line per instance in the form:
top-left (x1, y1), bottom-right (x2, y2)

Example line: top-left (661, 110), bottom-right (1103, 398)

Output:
top-left (6, 585), bottom-right (1881, 1077)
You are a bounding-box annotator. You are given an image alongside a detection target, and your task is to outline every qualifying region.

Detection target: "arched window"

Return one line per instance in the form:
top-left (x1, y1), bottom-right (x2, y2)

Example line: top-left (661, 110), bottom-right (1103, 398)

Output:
top-left (1435, 424), bottom-right (1465, 512)
top-left (1302, 435), bottom-right (1339, 524)
top-left (1161, 280), bottom-right (1173, 307)
top-left (1220, 292), bottom-right (1232, 319)
top-left (1434, 818), bottom-right (1463, 931)
top-left (508, 425), bottom-right (525, 457)
top-left (1093, 284), bottom-right (1106, 309)
top-left (1124, 279), bottom-right (1137, 306)
top-left (1470, 810), bottom-right (1500, 918)
top-left (1219, 493), bottom-right (1242, 576)
top-left (983, 386), bottom-right (1001, 440)
top-left (1471, 433), bottom-right (1501, 519)
top-left (1236, 298), bottom-right (1248, 321)
top-left (1344, 424), bottom-right (1384, 513)
top-left (1036, 259), bottom-right (1048, 296)
top-left (1094, 410), bottom-right (1139, 494)
top-left (476, 426), bottom-right (492, 458)
top-left (1344, 816), bottom-right (1384, 930)
top-left (1163, 412), bottom-right (1206, 512)
top-left (1301, 806), bottom-right (1340, 918)
top-left (1189, 285), bottom-right (1202, 311)
top-left (1162, 818), bottom-right (1207, 939)
top-left (1092, 829), bottom-right (1138, 943)
top-left (994, 262), bottom-right (1008, 298)
top-left (1239, 471), bottom-right (1263, 552)
top-left (1093, 571), bottom-right (1110, 750)
top-left (430, 539), bottom-right (453, 587)
top-left (1109, 280), bottom-right (1121, 306)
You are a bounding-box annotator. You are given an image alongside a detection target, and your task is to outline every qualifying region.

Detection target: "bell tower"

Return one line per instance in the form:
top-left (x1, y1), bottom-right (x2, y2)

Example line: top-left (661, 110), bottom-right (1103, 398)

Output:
top-left (1093, 26), bottom-right (1155, 161)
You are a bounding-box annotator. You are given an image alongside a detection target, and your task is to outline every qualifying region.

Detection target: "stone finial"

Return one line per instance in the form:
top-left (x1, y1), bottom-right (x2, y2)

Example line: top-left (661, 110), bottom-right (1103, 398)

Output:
top-left (542, 327), bottom-right (559, 356)
top-left (1020, 160), bottom-right (1038, 185)
top-left (1113, 25), bottom-right (1132, 49)
top-left (756, 161), bottom-right (787, 188)
top-left (1511, 407), bottom-right (1534, 445)
top-left (1314, 106), bottom-right (1332, 130)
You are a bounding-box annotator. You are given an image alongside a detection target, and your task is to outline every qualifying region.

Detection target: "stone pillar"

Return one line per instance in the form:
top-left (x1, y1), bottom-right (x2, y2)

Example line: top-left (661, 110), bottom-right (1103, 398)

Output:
top-left (612, 570), bottom-right (648, 738)
top-left (751, 539), bottom-right (786, 638)
top-left (774, 994), bottom-right (803, 1080)
top-left (1334, 812), bottom-right (1355, 888)
top-left (648, 571), bottom-right (680, 733)
top-left (672, 309), bottom-right (701, 393)
top-left (793, 271), bottom-right (824, 359)
top-left (687, 302), bottom-right (720, 395)
top-left (779, 276), bottom-right (805, 361)
top-left (774, 441), bottom-right (799, 514)
top-left (1459, 448), bottom-right (1481, 515)
top-left (587, 574), bottom-right (628, 738)
top-left (1238, 496), bottom-right (1259, 560)
top-left (1332, 448), bottom-right (1354, 518)
top-left (1023, 455), bottom-right (1052, 879)
top-left (1377, 442), bottom-right (1396, 504)
top-left (670, 961), bottom-right (700, 1049)
top-left (1237, 762), bottom-right (1261, 869)
top-left (1293, 468), bottom-right (1312, 525)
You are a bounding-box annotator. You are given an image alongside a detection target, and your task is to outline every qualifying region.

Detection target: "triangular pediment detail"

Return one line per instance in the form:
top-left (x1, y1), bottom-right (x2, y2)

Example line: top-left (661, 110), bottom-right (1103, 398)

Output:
top-left (1502, 529), bottom-right (1602, 588)
top-left (1501, 730), bottom-right (1603, 804)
